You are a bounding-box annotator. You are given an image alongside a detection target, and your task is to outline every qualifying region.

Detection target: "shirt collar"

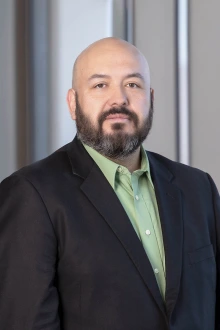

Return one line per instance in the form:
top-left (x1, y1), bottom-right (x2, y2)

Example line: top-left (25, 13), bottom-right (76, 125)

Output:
top-left (83, 144), bottom-right (154, 189)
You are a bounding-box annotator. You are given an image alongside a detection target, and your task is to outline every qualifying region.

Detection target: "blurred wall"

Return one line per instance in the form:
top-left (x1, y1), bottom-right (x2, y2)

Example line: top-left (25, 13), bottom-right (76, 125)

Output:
top-left (133, 0), bottom-right (220, 189)
top-left (48, 0), bottom-right (113, 153)
top-left (0, 0), bottom-right (220, 190)
top-left (190, 0), bottom-right (220, 187)
top-left (134, 0), bottom-right (176, 161)
top-left (0, 0), bottom-right (17, 179)
top-left (0, 0), bottom-right (113, 182)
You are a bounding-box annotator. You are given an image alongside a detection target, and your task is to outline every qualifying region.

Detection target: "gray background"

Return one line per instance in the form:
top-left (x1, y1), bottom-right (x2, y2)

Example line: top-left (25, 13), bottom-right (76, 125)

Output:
top-left (0, 0), bottom-right (219, 189)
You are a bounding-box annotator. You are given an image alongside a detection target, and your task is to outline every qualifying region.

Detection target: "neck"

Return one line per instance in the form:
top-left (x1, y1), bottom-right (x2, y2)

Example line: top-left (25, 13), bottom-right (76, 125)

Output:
top-left (107, 147), bottom-right (141, 173)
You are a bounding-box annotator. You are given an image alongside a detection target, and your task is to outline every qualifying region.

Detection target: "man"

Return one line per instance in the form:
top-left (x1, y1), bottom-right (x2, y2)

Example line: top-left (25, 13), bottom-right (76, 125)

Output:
top-left (0, 37), bottom-right (219, 330)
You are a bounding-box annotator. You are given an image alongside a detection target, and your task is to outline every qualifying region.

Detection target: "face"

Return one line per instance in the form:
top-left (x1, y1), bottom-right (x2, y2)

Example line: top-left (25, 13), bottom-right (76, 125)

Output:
top-left (68, 40), bottom-right (154, 159)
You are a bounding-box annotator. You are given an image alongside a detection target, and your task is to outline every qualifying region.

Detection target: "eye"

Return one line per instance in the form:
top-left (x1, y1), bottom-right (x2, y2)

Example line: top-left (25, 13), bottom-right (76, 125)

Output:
top-left (94, 83), bottom-right (106, 89)
top-left (126, 82), bottom-right (139, 88)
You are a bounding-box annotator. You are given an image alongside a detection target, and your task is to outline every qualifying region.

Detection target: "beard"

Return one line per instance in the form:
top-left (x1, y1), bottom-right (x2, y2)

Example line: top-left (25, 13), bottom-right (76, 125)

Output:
top-left (75, 92), bottom-right (154, 160)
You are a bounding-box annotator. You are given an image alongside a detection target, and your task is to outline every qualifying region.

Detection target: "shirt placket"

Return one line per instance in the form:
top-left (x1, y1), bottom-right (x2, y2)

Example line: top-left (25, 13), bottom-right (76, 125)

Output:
top-left (131, 172), bottom-right (166, 298)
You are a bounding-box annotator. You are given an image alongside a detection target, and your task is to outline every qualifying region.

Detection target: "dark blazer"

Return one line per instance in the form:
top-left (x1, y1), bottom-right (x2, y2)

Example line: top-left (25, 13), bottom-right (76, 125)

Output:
top-left (0, 136), bottom-right (220, 330)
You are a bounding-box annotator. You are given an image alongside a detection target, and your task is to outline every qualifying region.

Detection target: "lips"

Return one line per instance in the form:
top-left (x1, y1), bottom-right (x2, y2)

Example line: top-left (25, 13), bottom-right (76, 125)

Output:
top-left (106, 114), bottom-right (130, 120)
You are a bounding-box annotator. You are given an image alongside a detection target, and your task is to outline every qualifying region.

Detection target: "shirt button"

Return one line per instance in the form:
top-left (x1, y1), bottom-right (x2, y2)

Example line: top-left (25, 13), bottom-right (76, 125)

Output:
top-left (135, 195), bottom-right (139, 200)
top-left (154, 268), bottom-right (159, 274)
top-left (145, 229), bottom-right (151, 236)
top-left (117, 167), bottom-right (122, 173)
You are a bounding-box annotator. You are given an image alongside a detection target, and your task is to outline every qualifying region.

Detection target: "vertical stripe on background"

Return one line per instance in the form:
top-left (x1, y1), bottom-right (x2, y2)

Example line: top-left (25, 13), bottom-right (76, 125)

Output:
top-left (176, 0), bottom-right (190, 165)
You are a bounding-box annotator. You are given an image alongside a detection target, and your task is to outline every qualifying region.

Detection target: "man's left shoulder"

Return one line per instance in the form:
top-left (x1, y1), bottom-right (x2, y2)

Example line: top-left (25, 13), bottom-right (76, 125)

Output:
top-left (146, 150), bottom-right (213, 188)
top-left (147, 150), bottom-right (204, 174)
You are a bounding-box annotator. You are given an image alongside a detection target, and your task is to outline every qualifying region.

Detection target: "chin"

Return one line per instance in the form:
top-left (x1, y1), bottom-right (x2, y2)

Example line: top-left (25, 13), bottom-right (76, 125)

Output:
top-left (106, 123), bottom-right (134, 133)
top-left (104, 129), bottom-right (132, 137)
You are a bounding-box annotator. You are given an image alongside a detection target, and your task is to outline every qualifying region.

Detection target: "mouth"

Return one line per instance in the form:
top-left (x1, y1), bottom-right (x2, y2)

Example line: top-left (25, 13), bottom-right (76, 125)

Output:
top-left (105, 114), bottom-right (130, 122)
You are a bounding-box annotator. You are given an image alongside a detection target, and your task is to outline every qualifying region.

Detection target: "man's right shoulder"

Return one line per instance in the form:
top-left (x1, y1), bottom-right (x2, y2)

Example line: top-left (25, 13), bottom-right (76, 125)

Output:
top-left (1, 142), bottom-right (74, 187)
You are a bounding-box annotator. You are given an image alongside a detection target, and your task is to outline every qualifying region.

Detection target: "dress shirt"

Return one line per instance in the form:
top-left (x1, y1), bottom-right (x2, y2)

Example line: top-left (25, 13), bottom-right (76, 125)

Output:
top-left (84, 144), bottom-right (166, 298)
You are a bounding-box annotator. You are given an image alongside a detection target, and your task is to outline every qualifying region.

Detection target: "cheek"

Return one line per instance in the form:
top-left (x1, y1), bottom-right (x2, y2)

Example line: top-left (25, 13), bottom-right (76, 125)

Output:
top-left (78, 99), bottom-right (100, 123)
top-left (132, 99), bottom-right (150, 119)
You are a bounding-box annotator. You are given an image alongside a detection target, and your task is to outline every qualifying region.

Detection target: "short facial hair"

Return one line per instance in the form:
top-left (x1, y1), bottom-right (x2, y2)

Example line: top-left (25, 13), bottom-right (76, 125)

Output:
top-left (75, 92), bottom-right (154, 160)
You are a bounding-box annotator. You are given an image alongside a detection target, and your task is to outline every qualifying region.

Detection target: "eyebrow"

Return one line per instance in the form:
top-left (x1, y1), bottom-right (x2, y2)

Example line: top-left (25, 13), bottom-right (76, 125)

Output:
top-left (88, 72), bottom-right (145, 81)
top-left (125, 73), bottom-right (145, 81)
top-left (88, 74), bottom-right (111, 81)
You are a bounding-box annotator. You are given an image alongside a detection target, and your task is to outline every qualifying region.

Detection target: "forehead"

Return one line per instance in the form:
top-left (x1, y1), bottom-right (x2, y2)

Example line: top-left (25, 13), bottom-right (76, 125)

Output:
top-left (76, 44), bottom-right (149, 83)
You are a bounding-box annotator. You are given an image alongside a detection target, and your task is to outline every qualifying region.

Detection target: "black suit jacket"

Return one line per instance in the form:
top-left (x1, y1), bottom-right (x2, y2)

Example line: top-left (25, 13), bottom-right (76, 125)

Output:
top-left (0, 137), bottom-right (220, 330)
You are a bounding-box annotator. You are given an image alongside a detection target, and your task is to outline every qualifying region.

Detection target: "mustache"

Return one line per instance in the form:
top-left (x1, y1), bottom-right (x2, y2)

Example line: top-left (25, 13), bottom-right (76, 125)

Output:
top-left (98, 107), bottom-right (138, 125)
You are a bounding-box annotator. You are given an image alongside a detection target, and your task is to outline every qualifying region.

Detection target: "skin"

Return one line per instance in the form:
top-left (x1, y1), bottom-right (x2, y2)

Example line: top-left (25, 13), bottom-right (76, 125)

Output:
top-left (67, 37), bottom-right (154, 172)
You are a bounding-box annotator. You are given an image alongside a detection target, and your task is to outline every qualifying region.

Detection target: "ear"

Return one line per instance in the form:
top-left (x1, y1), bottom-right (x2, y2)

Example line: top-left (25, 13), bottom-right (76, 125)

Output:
top-left (66, 89), bottom-right (76, 120)
top-left (150, 88), bottom-right (154, 108)
top-left (150, 88), bottom-right (154, 102)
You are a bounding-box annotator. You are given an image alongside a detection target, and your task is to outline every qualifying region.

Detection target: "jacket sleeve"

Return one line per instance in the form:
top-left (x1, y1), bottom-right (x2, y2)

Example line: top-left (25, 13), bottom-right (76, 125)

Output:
top-left (207, 174), bottom-right (220, 330)
top-left (0, 174), bottom-right (60, 330)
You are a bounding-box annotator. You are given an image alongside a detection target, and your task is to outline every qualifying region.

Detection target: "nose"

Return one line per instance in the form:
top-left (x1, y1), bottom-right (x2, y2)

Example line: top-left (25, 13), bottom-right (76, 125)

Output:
top-left (107, 86), bottom-right (129, 107)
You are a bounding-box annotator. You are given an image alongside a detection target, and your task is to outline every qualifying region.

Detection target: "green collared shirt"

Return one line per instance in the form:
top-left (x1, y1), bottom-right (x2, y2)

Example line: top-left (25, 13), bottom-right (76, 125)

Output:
top-left (84, 144), bottom-right (166, 298)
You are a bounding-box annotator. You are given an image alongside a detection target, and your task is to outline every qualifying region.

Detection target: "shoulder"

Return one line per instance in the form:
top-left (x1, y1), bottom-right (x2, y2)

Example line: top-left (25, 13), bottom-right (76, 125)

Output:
top-left (146, 150), bottom-right (214, 191)
top-left (0, 142), bottom-right (77, 203)
top-left (1, 142), bottom-right (72, 184)
top-left (147, 150), bottom-right (205, 175)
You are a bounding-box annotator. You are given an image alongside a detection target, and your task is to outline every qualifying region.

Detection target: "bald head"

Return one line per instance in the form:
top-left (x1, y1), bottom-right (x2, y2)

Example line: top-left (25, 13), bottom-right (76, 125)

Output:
top-left (72, 37), bottom-right (150, 90)
top-left (66, 37), bottom-right (154, 162)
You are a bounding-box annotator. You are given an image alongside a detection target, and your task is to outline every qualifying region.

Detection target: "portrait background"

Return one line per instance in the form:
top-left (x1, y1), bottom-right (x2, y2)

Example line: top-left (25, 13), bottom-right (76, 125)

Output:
top-left (0, 0), bottom-right (219, 189)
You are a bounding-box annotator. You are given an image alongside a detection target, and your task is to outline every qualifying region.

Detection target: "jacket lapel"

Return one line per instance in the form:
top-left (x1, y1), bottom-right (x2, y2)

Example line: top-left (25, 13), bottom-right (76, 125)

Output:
top-left (148, 152), bottom-right (183, 320)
